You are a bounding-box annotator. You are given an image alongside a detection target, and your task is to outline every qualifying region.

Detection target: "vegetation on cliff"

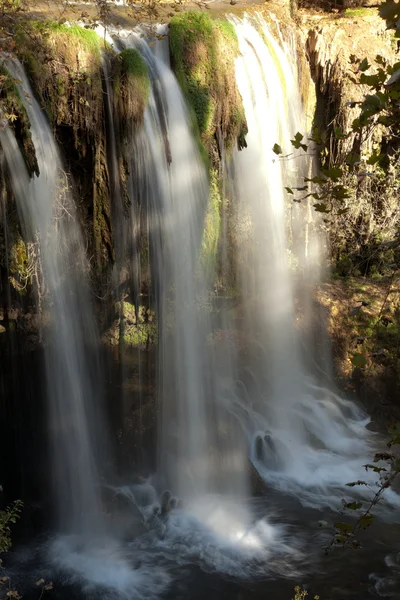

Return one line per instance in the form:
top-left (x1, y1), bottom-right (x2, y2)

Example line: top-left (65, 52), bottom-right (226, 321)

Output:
top-left (15, 22), bottom-right (104, 150)
top-left (169, 11), bottom-right (247, 157)
top-left (113, 49), bottom-right (150, 133)
top-left (0, 65), bottom-right (38, 177)
top-left (318, 278), bottom-right (400, 421)
top-left (13, 22), bottom-right (113, 268)
top-left (281, 5), bottom-right (400, 278)
top-left (103, 301), bottom-right (157, 348)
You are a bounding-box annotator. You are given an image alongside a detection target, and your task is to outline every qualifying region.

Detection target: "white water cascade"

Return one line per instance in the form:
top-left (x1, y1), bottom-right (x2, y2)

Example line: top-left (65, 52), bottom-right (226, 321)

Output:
top-left (0, 59), bottom-right (107, 536)
top-left (229, 16), bottom-right (379, 506)
top-left (110, 29), bottom-right (253, 543)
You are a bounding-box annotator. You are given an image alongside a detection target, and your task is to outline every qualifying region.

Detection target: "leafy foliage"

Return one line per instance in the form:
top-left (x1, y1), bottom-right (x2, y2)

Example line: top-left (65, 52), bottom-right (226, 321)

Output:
top-left (0, 500), bottom-right (22, 555)
top-left (277, 1), bottom-right (400, 277)
top-left (325, 423), bottom-right (400, 551)
top-left (292, 586), bottom-right (320, 600)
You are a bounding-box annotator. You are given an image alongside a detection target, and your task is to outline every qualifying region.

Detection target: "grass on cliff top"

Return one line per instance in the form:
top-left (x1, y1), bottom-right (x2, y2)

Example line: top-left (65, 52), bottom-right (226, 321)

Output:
top-left (343, 7), bottom-right (374, 18)
top-left (114, 49), bottom-right (150, 100)
top-left (15, 20), bottom-right (105, 85)
top-left (169, 11), bottom-right (247, 152)
top-left (14, 20), bottom-right (106, 139)
top-left (17, 20), bottom-right (103, 57)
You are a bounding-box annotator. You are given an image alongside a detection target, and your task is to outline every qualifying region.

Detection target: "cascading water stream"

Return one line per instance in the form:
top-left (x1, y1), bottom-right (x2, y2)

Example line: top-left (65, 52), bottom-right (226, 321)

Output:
top-left (228, 16), bottom-right (388, 506)
top-left (0, 59), bottom-right (107, 537)
top-left (109, 29), bottom-right (252, 541)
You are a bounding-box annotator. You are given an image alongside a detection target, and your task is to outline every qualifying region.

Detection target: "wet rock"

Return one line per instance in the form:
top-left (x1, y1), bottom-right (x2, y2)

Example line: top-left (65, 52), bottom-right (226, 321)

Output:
top-left (250, 461), bottom-right (266, 496)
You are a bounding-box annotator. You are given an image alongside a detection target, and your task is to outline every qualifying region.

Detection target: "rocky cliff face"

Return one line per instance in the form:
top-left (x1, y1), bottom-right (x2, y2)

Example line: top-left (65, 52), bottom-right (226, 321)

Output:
top-left (0, 4), bottom-right (397, 363)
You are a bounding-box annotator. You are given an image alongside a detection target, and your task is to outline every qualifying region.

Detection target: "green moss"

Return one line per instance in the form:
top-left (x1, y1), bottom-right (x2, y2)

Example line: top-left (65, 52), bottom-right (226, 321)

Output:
top-left (200, 170), bottom-right (222, 277)
top-left (59, 24), bottom-right (102, 57)
top-left (115, 301), bottom-right (157, 347)
top-left (123, 322), bottom-right (157, 346)
top-left (9, 236), bottom-right (30, 294)
top-left (20, 21), bottom-right (102, 55)
top-left (169, 11), bottom-right (247, 154)
top-left (119, 49), bottom-right (149, 98)
top-left (343, 7), bottom-right (372, 17)
top-left (113, 49), bottom-right (149, 129)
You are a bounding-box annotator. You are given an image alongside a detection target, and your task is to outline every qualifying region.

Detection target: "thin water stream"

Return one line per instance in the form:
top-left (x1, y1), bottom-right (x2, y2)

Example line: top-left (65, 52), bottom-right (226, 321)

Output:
top-left (0, 60), bottom-right (107, 538)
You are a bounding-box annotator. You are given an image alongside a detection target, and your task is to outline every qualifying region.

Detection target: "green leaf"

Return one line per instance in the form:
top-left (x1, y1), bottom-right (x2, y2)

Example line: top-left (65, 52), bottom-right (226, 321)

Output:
top-left (290, 132), bottom-right (308, 151)
top-left (366, 152), bottom-right (384, 165)
top-left (346, 153), bottom-right (361, 167)
top-left (321, 166), bottom-right (343, 182)
top-left (346, 480), bottom-right (368, 487)
top-left (374, 452), bottom-right (395, 462)
top-left (359, 514), bottom-right (374, 529)
top-left (304, 176), bottom-right (327, 185)
top-left (273, 143), bottom-right (282, 155)
top-left (332, 185), bottom-right (351, 200)
top-left (343, 501), bottom-right (363, 511)
top-left (334, 521), bottom-right (353, 532)
top-left (313, 203), bottom-right (330, 213)
top-left (358, 58), bottom-right (370, 72)
top-left (285, 187), bottom-right (294, 194)
top-left (334, 127), bottom-right (349, 139)
top-left (388, 423), bottom-right (400, 437)
top-left (351, 353), bottom-right (367, 368)
top-left (364, 464), bottom-right (387, 473)
top-left (388, 435), bottom-right (400, 448)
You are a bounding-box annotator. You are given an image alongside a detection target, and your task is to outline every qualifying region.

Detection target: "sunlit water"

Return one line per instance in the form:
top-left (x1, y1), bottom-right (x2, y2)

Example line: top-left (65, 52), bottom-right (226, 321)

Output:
top-left (225, 15), bottom-right (397, 511)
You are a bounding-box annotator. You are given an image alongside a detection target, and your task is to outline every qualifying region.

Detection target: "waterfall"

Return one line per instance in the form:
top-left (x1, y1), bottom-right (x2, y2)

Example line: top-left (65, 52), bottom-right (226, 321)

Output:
top-left (229, 16), bottom-right (376, 506)
top-left (0, 59), bottom-right (108, 536)
top-left (110, 29), bottom-right (251, 537)
top-left (3, 14), bottom-right (400, 599)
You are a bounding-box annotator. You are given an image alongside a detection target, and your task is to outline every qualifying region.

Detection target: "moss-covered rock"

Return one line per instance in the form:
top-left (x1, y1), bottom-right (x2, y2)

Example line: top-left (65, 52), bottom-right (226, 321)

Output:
top-left (0, 66), bottom-right (38, 177)
top-left (169, 12), bottom-right (247, 157)
top-left (15, 21), bottom-right (113, 269)
top-left (113, 49), bottom-right (150, 134)
top-left (103, 301), bottom-right (157, 348)
top-left (16, 22), bottom-right (104, 148)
